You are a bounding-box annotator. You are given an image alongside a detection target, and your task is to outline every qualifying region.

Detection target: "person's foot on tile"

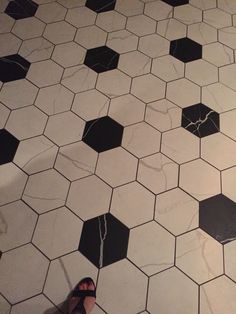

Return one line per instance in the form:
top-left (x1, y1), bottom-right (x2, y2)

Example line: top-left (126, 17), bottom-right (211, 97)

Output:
top-left (68, 278), bottom-right (96, 314)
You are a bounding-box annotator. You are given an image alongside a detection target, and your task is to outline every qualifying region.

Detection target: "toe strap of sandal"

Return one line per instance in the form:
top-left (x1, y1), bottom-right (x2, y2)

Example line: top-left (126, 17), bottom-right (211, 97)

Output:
top-left (72, 289), bottom-right (96, 298)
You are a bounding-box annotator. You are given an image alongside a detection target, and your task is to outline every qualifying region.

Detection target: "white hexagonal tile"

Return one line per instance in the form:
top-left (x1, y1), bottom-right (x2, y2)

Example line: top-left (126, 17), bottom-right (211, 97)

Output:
top-left (156, 18), bottom-right (187, 40)
top-left (35, 84), bottom-right (74, 115)
top-left (57, 0), bottom-right (85, 8)
top-left (122, 122), bottom-right (161, 158)
top-left (12, 17), bottom-right (45, 40)
top-left (148, 267), bottom-right (198, 314)
top-left (118, 50), bottom-right (151, 77)
top-left (188, 22), bottom-right (217, 45)
top-left (152, 55), bottom-right (184, 82)
top-left (137, 153), bottom-right (179, 194)
top-left (14, 135), bottom-right (58, 175)
top-left (0, 200), bottom-right (37, 252)
top-left (55, 141), bottom-right (98, 181)
top-left (6, 106), bottom-right (47, 140)
top-left (0, 13), bottom-right (14, 33)
top-left (185, 59), bottom-right (218, 86)
top-left (201, 133), bottom-right (236, 170)
top-left (62, 65), bottom-right (97, 93)
top-left (96, 147), bottom-right (138, 187)
top-left (219, 64), bottom-right (236, 90)
top-left (115, 0), bottom-right (144, 16)
top-left (221, 109), bottom-right (236, 140)
top-left (0, 295), bottom-right (10, 314)
top-left (203, 8), bottom-right (232, 29)
top-left (174, 4), bottom-right (202, 25)
top-left (180, 159), bottom-right (220, 201)
top-left (0, 103), bottom-right (10, 128)
top-left (200, 276), bottom-right (236, 314)
top-left (96, 11), bottom-right (126, 32)
top-left (219, 27), bottom-right (236, 49)
top-left (0, 33), bottom-right (21, 57)
top-left (106, 29), bottom-right (138, 53)
top-left (139, 34), bottom-right (169, 58)
top-left (27, 59), bottom-right (63, 88)
top-left (131, 74), bottom-right (165, 103)
top-left (18, 37), bottom-right (54, 62)
top-left (155, 188), bottom-right (199, 235)
top-left (72, 89), bottom-right (109, 121)
top-left (222, 166), bottom-right (236, 202)
top-left (176, 229), bottom-right (223, 284)
top-left (23, 169), bottom-right (70, 214)
top-left (166, 78), bottom-right (200, 108)
top-left (0, 244), bottom-right (49, 303)
top-left (126, 14), bottom-right (156, 36)
top-left (203, 42), bottom-right (234, 66)
top-left (202, 83), bottom-right (236, 113)
top-left (44, 251), bottom-right (98, 309)
top-left (109, 94), bottom-right (145, 126)
top-left (225, 240), bottom-right (236, 283)
top-left (0, 79), bottom-right (38, 109)
top-left (161, 127), bottom-right (200, 164)
top-left (145, 99), bottom-right (181, 132)
top-left (97, 259), bottom-right (147, 314)
top-left (0, 163), bottom-right (27, 206)
top-left (43, 21), bottom-right (76, 44)
top-left (218, 0), bottom-right (236, 13)
top-left (36, 2), bottom-right (66, 23)
top-left (33, 207), bottom-right (82, 259)
top-left (10, 294), bottom-right (58, 314)
top-left (128, 221), bottom-right (175, 275)
top-left (110, 181), bottom-right (155, 228)
top-left (66, 6), bottom-right (96, 28)
top-left (52, 42), bottom-right (85, 67)
top-left (144, 0), bottom-right (173, 21)
top-left (190, 0), bottom-right (216, 9)
top-left (67, 175), bottom-right (112, 220)
top-left (44, 111), bottom-right (85, 146)
top-left (75, 25), bottom-right (107, 49)
top-left (96, 69), bottom-right (131, 98)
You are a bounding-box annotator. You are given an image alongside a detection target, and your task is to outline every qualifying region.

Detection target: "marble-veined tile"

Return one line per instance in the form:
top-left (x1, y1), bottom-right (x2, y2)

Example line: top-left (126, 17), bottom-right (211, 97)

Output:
top-left (221, 109), bottom-right (236, 140)
top-left (0, 13), bottom-right (14, 33)
top-left (180, 159), bottom-right (220, 200)
top-left (67, 175), bottom-right (111, 220)
top-left (139, 33), bottom-right (170, 58)
top-left (218, 0), bottom-right (236, 13)
top-left (106, 29), bottom-right (138, 53)
top-left (151, 55), bottom-right (184, 82)
top-left (19, 37), bottom-right (54, 62)
top-left (220, 64), bottom-right (236, 91)
top-left (0, 200), bottom-right (37, 252)
top-left (144, 0), bottom-right (173, 21)
top-left (0, 33), bottom-right (21, 57)
top-left (44, 111), bottom-right (85, 146)
top-left (0, 244), bottom-right (49, 303)
top-left (128, 221), bottom-right (175, 275)
top-left (35, 2), bottom-right (66, 23)
top-left (156, 18), bottom-right (187, 40)
top-left (185, 59), bottom-right (218, 86)
top-left (225, 240), bottom-right (236, 282)
top-left (23, 169), bottom-right (70, 214)
top-left (137, 152), bottom-right (179, 194)
top-left (176, 228), bottom-right (223, 284)
top-left (52, 42), bottom-right (85, 68)
top-left (14, 135), bottom-right (58, 174)
top-left (118, 50), bottom-right (151, 77)
top-left (222, 166), bottom-right (236, 202)
top-left (43, 21), bottom-right (76, 45)
top-left (189, 0), bottom-right (216, 9)
top-left (12, 16), bottom-right (45, 40)
top-left (65, 6), bottom-right (96, 28)
top-left (126, 14), bottom-right (156, 36)
top-left (96, 147), bottom-right (138, 187)
top-left (75, 25), bottom-right (107, 50)
top-left (200, 276), bottom-right (236, 314)
top-left (0, 103), bottom-right (10, 129)
top-left (55, 141), bottom-right (98, 181)
top-left (188, 22), bottom-right (217, 44)
top-left (147, 267), bottom-right (198, 314)
top-left (174, 4), bottom-right (202, 25)
top-left (203, 42), bottom-right (234, 66)
top-left (203, 8), bottom-right (232, 29)
top-left (110, 181), bottom-right (155, 228)
top-left (96, 11), bottom-right (126, 32)
top-left (155, 188), bottom-right (199, 235)
top-left (219, 26), bottom-right (236, 49)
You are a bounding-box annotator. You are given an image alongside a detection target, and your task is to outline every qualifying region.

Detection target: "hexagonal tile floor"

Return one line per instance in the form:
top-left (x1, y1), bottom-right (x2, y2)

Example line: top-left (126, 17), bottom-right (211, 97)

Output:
top-left (1, 1), bottom-right (236, 313)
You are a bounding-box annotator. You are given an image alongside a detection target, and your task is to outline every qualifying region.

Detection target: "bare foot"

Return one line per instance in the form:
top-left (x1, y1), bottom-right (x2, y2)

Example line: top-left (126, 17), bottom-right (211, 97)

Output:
top-left (68, 278), bottom-right (96, 314)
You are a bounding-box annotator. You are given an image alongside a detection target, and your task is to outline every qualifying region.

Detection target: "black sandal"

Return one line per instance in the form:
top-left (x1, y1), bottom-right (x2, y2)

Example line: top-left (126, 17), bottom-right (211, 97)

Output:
top-left (71, 277), bottom-right (96, 314)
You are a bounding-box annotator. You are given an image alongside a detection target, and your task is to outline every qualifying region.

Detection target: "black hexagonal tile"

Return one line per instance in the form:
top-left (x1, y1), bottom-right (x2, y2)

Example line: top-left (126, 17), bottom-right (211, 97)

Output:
top-left (162, 0), bottom-right (189, 6)
top-left (200, 194), bottom-right (236, 244)
top-left (0, 129), bottom-right (19, 165)
top-left (5, 0), bottom-right (38, 20)
top-left (0, 54), bottom-right (31, 83)
top-left (182, 103), bottom-right (219, 138)
top-left (84, 46), bottom-right (120, 73)
top-left (79, 213), bottom-right (129, 268)
top-left (170, 37), bottom-right (202, 63)
top-left (82, 116), bottom-right (124, 153)
top-left (85, 0), bottom-right (116, 13)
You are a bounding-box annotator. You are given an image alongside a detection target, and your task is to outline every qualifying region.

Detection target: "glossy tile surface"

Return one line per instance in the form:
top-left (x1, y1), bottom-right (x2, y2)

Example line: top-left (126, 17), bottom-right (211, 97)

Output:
top-left (1, 1), bottom-right (236, 313)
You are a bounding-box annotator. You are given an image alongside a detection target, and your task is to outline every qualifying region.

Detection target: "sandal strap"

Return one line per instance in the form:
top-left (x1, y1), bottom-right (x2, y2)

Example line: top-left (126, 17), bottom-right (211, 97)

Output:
top-left (72, 289), bottom-right (96, 298)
